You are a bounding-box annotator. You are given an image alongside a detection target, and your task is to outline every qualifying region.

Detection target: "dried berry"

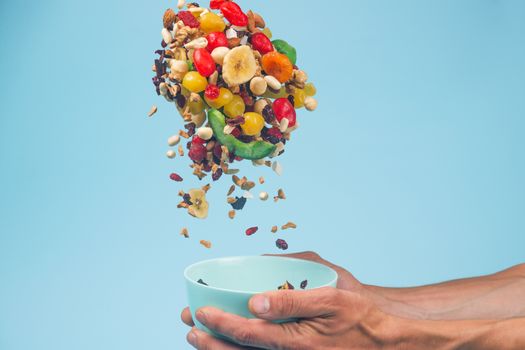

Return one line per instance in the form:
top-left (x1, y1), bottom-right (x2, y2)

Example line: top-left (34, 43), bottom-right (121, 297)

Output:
top-left (300, 280), bottom-right (308, 289)
top-left (245, 226), bottom-right (258, 236)
top-left (212, 168), bottom-right (223, 181)
top-left (178, 11), bottom-right (201, 28)
top-left (188, 143), bottom-right (207, 163)
top-left (170, 173), bottom-right (184, 182)
top-left (185, 123), bottom-right (196, 137)
top-left (276, 238), bottom-right (288, 250)
top-left (205, 84), bottom-right (220, 100)
top-left (262, 105), bottom-right (276, 124)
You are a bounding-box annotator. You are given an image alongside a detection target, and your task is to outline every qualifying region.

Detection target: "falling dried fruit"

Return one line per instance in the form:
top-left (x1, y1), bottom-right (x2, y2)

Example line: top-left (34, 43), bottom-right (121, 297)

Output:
top-left (259, 176), bottom-right (265, 184)
top-left (300, 280), bottom-right (308, 289)
top-left (228, 210), bottom-right (236, 219)
top-left (180, 227), bottom-right (189, 238)
top-left (245, 226), bottom-right (259, 236)
top-left (276, 238), bottom-right (288, 250)
top-left (188, 189), bottom-right (209, 219)
top-left (200, 240), bottom-right (212, 249)
top-left (170, 173), bottom-right (183, 182)
top-left (271, 225), bottom-right (278, 233)
top-left (227, 185), bottom-right (236, 196)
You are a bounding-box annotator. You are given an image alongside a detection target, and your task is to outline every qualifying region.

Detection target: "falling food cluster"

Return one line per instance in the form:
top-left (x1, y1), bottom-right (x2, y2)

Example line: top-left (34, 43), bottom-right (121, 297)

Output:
top-left (150, 0), bottom-right (317, 251)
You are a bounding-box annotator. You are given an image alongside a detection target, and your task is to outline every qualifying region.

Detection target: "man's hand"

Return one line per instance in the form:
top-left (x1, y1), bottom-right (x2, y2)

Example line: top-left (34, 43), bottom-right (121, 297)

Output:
top-left (184, 287), bottom-right (394, 350)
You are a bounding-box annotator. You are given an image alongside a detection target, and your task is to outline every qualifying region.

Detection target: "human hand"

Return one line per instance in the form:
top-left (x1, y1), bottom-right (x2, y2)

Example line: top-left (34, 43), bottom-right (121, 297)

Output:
top-left (183, 287), bottom-right (395, 350)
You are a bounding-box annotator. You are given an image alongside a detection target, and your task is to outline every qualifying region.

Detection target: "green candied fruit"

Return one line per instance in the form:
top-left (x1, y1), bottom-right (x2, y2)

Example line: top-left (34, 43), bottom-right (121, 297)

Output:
top-left (208, 109), bottom-right (276, 160)
top-left (272, 39), bottom-right (297, 65)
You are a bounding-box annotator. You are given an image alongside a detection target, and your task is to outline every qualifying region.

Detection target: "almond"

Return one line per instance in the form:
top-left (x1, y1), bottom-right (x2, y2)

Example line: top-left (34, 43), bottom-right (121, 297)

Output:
top-left (163, 9), bottom-right (177, 29)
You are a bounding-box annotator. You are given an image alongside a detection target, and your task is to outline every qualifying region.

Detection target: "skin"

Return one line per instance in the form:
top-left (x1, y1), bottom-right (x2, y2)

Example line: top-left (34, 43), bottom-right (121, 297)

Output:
top-left (181, 252), bottom-right (525, 349)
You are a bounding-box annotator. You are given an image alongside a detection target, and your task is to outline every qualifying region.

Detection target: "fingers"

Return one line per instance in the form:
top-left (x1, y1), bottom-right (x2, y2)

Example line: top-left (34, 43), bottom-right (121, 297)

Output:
top-left (181, 307), bottom-right (195, 327)
top-left (195, 307), bottom-right (296, 348)
top-left (263, 251), bottom-right (323, 262)
top-left (187, 327), bottom-right (255, 350)
top-left (249, 287), bottom-right (341, 320)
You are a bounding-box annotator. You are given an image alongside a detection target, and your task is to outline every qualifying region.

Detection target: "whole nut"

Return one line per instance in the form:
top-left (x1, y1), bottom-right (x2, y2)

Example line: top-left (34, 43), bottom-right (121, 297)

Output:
top-left (197, 127), bottom-right (213, 140)
top-left (184, 37), bottom-right (208, 49)
top-left (161, 28), bottom-right (173, 44)
top-left (249, 77), bottom-right (268, 96)
top-left (253, 13), bottom-right (266, 28)
top-left (259, 192), bottom-right (269, 201)
top-left (168, 135), bottom-right (181, 146)
top-left (264, 75), bottom-right (281, 90)
top-left (166, 150), bottom-right (177, 159)
top-left (304, 97), bottom-right (318, 111)
top-left (293, 70), bottom-right (308, 84)
top-left (211, 47), bottom-right (230, 65)
top-left (254, 98), bottom-right (271, 115)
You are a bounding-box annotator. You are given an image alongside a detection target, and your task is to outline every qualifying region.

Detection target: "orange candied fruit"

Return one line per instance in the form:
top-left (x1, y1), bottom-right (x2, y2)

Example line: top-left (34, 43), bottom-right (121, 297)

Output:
top-left (261, 52), bottom-right (294, 83)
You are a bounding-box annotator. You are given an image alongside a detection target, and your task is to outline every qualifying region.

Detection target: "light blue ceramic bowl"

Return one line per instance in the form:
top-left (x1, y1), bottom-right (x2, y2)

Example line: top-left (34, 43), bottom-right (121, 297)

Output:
top-left (184, 256), bottom-right (338, 335)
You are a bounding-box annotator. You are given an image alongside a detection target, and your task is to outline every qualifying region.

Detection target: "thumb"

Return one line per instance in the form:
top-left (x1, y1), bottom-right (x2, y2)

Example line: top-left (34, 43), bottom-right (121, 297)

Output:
top-left (248, 287), bottom-right (341, 321)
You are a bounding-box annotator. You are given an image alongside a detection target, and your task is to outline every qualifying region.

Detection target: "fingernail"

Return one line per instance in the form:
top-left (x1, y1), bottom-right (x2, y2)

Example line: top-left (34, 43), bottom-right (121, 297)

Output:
top-left (252, 295), bottom-right (270, 314)
top-left (188, 331), bottom-right (197, 347)
top-left (196, 310), bottom-right (208, 324)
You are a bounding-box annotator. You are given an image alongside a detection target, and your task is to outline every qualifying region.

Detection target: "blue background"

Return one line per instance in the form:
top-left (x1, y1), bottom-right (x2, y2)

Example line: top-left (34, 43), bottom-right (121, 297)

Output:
top-left (1, 0), bottom-right (524, 348)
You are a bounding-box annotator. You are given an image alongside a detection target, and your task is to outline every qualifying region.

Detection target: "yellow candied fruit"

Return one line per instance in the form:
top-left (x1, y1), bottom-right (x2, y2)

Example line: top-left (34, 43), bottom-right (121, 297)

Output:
top-left (241, 112), bottom-right (265, 136)
top-left (224, 94), bottom-right (246, 118)
top-left (205, 88), bottom-right (234, 109)
top-left (293, 88), bottom-right (306, 108)
top-left (182, 71), bottom-right (208, 93)
top-left (199, 12), bottom-right (226, 34)
top-left (189, 96), bottom-right (205, 114)
top-left (304, 82), bottom-right (317, 97)
top-left (262, 27), bottom-right (272, 39)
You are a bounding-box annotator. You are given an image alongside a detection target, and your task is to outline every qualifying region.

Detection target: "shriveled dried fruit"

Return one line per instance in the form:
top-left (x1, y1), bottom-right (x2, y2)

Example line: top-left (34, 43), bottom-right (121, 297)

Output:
top-left (178, 11), bottom-right (200, 28)
top-left (276, 238), bottom-right (288, 250)
top-left (271, 225), bottom-right (278, 233)
top-left (245, 226), bottom-right (258, 236)
top-left (300, 280), bottom-right (308, 289)
top-left (170, 173), bottom-right (184, 182)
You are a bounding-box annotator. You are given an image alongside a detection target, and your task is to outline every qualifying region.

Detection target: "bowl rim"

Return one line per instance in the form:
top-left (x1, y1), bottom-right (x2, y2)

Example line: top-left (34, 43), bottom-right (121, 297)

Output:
top-left (184, 255), bottom-right (339, 294)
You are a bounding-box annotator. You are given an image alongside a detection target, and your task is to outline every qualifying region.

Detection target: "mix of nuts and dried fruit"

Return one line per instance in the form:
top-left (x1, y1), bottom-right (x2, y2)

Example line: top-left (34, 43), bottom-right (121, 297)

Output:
top-left (150, 0), bottom-right (317, 256)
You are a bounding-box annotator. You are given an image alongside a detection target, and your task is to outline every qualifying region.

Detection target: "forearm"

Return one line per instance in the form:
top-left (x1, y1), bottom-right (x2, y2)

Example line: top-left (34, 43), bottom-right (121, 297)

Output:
top-left (366, 264), bottom-right (525, 320)
top-left (388, 316), bottom-right (525, 350)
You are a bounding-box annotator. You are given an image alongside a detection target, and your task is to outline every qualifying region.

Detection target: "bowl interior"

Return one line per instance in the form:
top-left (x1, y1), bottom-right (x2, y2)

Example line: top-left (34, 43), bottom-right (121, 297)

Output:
top-left (185, 256), bottom-right (338, 293)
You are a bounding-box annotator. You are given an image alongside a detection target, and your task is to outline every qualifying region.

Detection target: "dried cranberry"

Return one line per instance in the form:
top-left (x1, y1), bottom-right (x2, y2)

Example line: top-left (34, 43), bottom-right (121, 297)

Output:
top-left (262, 105), bottom-right (276, 123)
top-left (230, 127), bottom-right (241, 138)
top-left (188, 143), bottom-right (207, 163)
top-left (245, 226), bottom-right (258, 236)
top-left (176, 94), bottom-right (186, 109)
top-left (226, 116), bottom-right (245, 127)
top-left (169, 173), bottom-right (183, 182)
top-left (192, 136), bottom-right (206, 145)
top-left (205, 84), bottom-right (220, 100)
top-left (239, 90), bottom-right (254, 106)
top-left (276, 239), bottom-right (288, 250)
top-left (266, 127), bottom-right (283, 139)
top-left (212, 168), bottom-right (223, 181)
top-left (177, 11), bottom-right (200, 28)
top-left (300, 280), bottom-right (308, 289)
top-left (185, 123), bottom-right (196, 136)
top-left (203, 162), bottom-right (213, 172)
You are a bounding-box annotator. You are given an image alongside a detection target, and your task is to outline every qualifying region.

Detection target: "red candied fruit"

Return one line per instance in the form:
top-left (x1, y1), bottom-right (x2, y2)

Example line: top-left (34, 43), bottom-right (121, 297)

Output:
top-left (192, 136), bottom-right (206, 145)
top-left (220, 1), bottom-right (248, 27)
top-left (273, 98), bottom-right (297, 127)
top-left (210, 0), bottom-right (228, 10)
top-left (205, 84), bottom-right (220, 100)
top-left (250, 33), bottom-right (274, 55)
top-left (206, 32), bottom-right (228, 52)
top-left (177, 11), bottom-right (200, 28)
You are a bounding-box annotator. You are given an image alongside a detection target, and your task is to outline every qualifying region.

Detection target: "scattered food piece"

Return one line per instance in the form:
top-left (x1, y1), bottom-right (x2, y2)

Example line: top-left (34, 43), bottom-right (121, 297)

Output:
top-left (259, 176), bottom-right (265, 184)
top-left (201, 183), bottom-right (211, 193)
top-left (278, 281), bottom-right (294, 290)
top-left (300, 280), bottom-right (308, 289)
top-left (167, 150), bottom-right (177, 159)
top-left (245, 226), bottom-right (259, 236)
top-left (230, 196), bottom-right (247, 210)
top-left (180, 227), bottom-right (189, 238)
top-left (197, 279), bottom-right (208, 286)
top-left (259, 191), bottom-right (269, 201)
top-left (227, 185), bottom-right (236, 196)
top-left (179, 130), bottom-right (190, 139)
top-left (168, 135), bottom-right (181, 147)
top-left (274, 188), bottom-right (286, 202)
top-left (241, 180), bottom-right (256, 191)
top-left (148, 105), bottom-right (158, 117)
top-left (178, 145), bottom-right (185, 157)
top-left (200, 240), bottom-right (212, 249)
top-left (282, 221), bottom-right (297, 230)
top-left (271, 225), bottom-right (278, 233)
top-left (187, 189), bottom-right (209, 219)
top-left (276, 238), bottom-right (288, 250)
top-left (228, 210), bottom-right (236, 219)
top-left (170, 173), bottom-right (183, 182)
top-left (272, 161), bottom-right (283, 176)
